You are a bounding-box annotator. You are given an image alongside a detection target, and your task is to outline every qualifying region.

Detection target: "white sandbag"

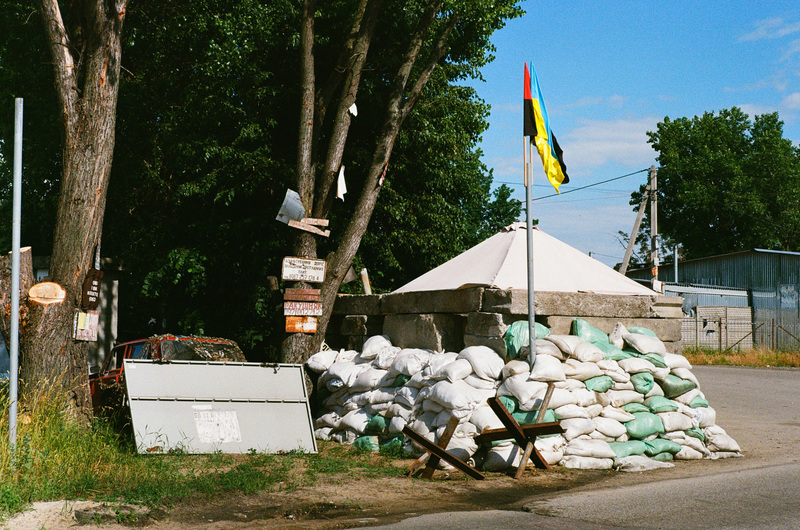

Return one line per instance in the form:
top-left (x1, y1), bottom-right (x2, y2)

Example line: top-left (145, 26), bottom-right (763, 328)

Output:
top-left (710, 451), bottom-right (743, 459)
top-left (593, 416), bottom-right (627, 438)
top-left (314, 411), bottom-right (342, 429)
top-left (535, 434), bottom-right (566, 453)
top-left (422, 399), bottom-right (444, 414)
top-left (533, 339), bottom-right (565, 360)
top-left (657, 411), bottom-right (694, 432)
top-left (612, 381), bottom-right (635, 391)
top-left (314, 427), bottom-right (333, 441)
top-left (394, 386), bottom-right (419, 408)
top-left (405, 369), bottom-right (431, 389)
top-left (306, 349), bottom-right (339, 373)
top-left (704, 425), bottom-right (741, 452)
top-left (622, 331), bottom-right (667, 355)
top-left (469, 405), bottom-right (504, 432)
top-left (644, 383), bottom-right (665, 398)
top-left (433, 410), bottom-right (455, 427)
top-left (563, 359), bottom-right (603, 381)
top-left (388, 416), bottom-right (407, 434)
top-left (540, 387), bottom-right (578, 409)
top-left (385, 403), bottom-right (414, 422)
top-left (572, 342), bottom-right (605, 363)
top-left (343, 391), bottom-right (374, 409)
top-left (556, 378), bottom-right (585, 391)
top-left (606, 389), bottom-right (645, 407)
top-left (670, 367), bottom-right (699, 387)
top-left (530, 354), bottom-right (566, 382)
top-left (444, 436), bottom-right (478, 464)
top-left (674, 446), bottom-right (704, 460)
top-left (427, 352), bottom-right (460, 375)
top-left (545, 334), bottom-right (582, 356)
top-left (617, 357), bottom-right (657, 374)
top-left (429, 380), bottom-right (485, 413)
top-left (585, 404), bottom-right (604, 418)
top-left (340, 409), bottom-right (370, 434)
top-left (410, 411), bottom-right (438, 434)
top-left (484, 443), bottom-right (523, 471)
top-left (390, 348), bottom-right (433, 377)
top-left (498, 375), bottom-right (547, 405)
top-left (554, 404), bottom-right (590, 420)
top-left (571, 387), bottom-right (599, 407)
top-left (608, 322), bottom-right (626, 349)
top-left (365, 402), bottom-right (391, 415)
top-left (324, 360), bottom-right (370, 388)
top-left (360, 335), bottom-right (394, 360)
top-left (436, 358), bottom-right (474, 382)
top-left (502, 359), bottom-right (531, 379)
top-left (663, 353), bottom-right (692, 370)
top-left (601, 405), bottom-right (636, 423)
top-left (350, 367), bottom-right (390, 392)
top-left (374, 346), bottom-right (401, 370)
top-left (673, 388), bottom-right (704, 406)
top-left (560, 418), bottom-right (596, 441)
top-left (458, 346), bottom-right (505, 380)
top-left (596, 359), bottom-right (630, 383)
top-left (539, 449), bottom-right (564, 466)
top-left (565, 438), bottom-right (617, 459)
top-left (561, 455), bottom-right (614, 470)
top-left (463, 373), bottom-right (499, 390)
top-left (614, 455), bottom-right (674, 472)
top-left (453, 421), bottom-right (478, 438)
top-left (693, 406), bottom-right (717, 428)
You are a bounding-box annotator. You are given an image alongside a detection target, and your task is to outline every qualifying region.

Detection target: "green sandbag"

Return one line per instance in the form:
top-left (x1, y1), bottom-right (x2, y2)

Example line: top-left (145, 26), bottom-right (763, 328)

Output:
top-left (572, 318), bottom-right (610, 344)
top-left (689, 396), bottom-right (709, 408)
top-left (685, 427), bottom-right (706, 442)
top-left (644, 438), bottom-right (682, 456)
top-left (584, 375), bottom-right (615, 393)
top-left (594, 341), bottom-right (631, 360)
top-left (354, 435), bottom-right (380, 451)
top-left (625, 412), bottom-right (665, 439)
top-left (379, 434), bottom-right (405, 454)
top-left (512, 408), bottom-right (556, 425)
top-left (660, 374), bottom-right (698, 398)
top-left (609, 440), bottom-right (648, 458)
top-left (498, 395), bottom-right (518, 414)
top-left (504, 320), bottom-right (551, 360)
top-left (631, 372), bottom-right (655, 394)
top-left (651, 452), bottom-right (674, 462)
top-left (642, 352), bottom-right (667, 368)
top-left (622, 402), bottom-right (650, 414)
top-left (391, 374), bottom-right (410, 387)
top-left (365, 414), bottom-right (387, 435)
top-left (644, 395), bottom-right (679, 413)
top-left (627, 326), bottom-right (658, 337)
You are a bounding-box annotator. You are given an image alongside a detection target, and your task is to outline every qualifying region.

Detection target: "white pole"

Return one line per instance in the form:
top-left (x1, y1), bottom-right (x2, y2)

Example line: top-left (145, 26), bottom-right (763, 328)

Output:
top-left (525, 138), bottom-right (537, 366)
top-left (10, 98), bottom-right (23, 451)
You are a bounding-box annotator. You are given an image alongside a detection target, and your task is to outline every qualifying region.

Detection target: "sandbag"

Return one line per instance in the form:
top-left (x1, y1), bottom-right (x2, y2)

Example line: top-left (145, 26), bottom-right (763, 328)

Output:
top-left (437, 358), bottom-right (474, 382)
top-left (644, 395), bottom-right (679, 413)
top-left (560, 417), bottom-right (596, 441)
top-left (545, 335), bottom-right (582, 357)
top-left (389, 348), bottom-right (433, 377)
top-left (631, 372), bottom-right (655, 394)
top-left (622, 331), bottom-right (667, 355)
top-left (563, 359), bottom-right (603, 381)
top-left (608, 440), bottom-right (648, 458)
top-left (625, 412), bottom-right (665, 439)
top-left (644, 438), bottom-right (682, 456)
top-left (601, 405), bottom-right (636, 423)
top-left (660, 374), bottom-right (697, 398)
top-left (427, 352), bottom-right (460, 375)
top-left (554, 404), bottom-right (590, 420)
top-left (663, 353), bottom-right (692, 370)
top-left (618, 357), bottom-right (657, 374)
top-left (606, 390), bottom-right (645, 407)
top-left (340, 409), bottom-right (370, 434)
top-left (704, 425), bottom-right (741, 452)
top-left (564, 438), bottom-right (617, 458)
top-left (463, 374), bottom-right (498, 390)
top-left (614, 455), bottom-right (674, 472)
top-left (627, 326), bottom-right (657, 337)
top-left (533, 339), bottom-right (565, 360)
top-left (306, 349), bottom-right (339, 373)
top-left (469, 405), bottom-right (504, 432)
top-left (596, 359), bottom-right (630, 383)
top-left (354, 435), bottom-right (381, 452)
top-left (572, 342), bottom-right (605, 363)
top-left (608, 322), bottom-right (627, 349)
top-left (484, 443), bottom-right (522, 471)
top-left (501, 359), bottom-right (531, 380)
top-left (350, 367), bottom-right (390, 392)
top-left (658, 411), bottom-right (694, 432)
top-left (504, 320), bottom-right (551, 360)
top-left (561, 455), bottom-right (614, 470)
top-left (584, 375), bottom-right (614, 393)
top-left (675, 446), bottom-right (705, 460)
top-left (593, 416), bottom-right (628, 439)
top-left (498, 374), bottom-right (547, 405)
top-left (642, 352), bottom-right (668, 368)
top-left (374, 346), bottom-right (401, 370)
top-left (360, 335), bottom-right (394, 360)
top-left (513, 408), bottom-right (556, 425)
top-left (530, 354), bottom-right (566, 382)
top-left (369, 386), bottom-right (398, 404)
top-left (671, 367), bottom-right (700, 387)
top-left (572, 318), bottom-right (610, 344)
top-left (458, 346), bottom-right (505, 380)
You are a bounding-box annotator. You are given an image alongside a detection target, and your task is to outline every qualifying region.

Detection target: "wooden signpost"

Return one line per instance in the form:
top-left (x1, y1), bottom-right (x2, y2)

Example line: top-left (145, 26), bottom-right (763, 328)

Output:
top-left (282, 257), bottom-right (326, 283)
top-left (282, 258), bottom-right (326, 333)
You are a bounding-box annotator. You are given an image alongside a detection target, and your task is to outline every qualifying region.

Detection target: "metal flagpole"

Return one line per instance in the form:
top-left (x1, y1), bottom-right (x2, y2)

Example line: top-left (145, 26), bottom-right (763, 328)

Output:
top-left (10, 98), bottom-right (23, 451)
top-left (525, 137), bottom-right (537, 366)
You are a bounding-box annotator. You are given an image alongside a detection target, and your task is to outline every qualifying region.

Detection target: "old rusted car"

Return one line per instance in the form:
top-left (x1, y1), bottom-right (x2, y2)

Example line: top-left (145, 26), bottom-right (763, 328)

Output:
top-left (89, 334), bottom-right (246, 415)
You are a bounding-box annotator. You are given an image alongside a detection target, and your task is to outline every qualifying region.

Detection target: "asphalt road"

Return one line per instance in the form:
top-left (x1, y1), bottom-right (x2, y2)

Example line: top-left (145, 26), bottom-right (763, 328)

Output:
top-left (368, 366), bottom-right (800, 529)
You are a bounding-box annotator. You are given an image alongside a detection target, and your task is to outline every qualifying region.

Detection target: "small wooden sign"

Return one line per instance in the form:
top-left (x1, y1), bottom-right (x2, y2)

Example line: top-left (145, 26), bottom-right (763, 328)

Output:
top-left (73, 310), bottom-right (99, 341)
top-left (282, 257), bottom-right (326, 283)
top-left (284, 301), bottom-right (323, 316)
top-left (286, 316), bottom-right (317, 334)
top-left (284, 288), bottom-right (320, 302)
top-left (81, 268), bottom-right (103, 311)
top-left (288, 219), bottom-right (330, 238)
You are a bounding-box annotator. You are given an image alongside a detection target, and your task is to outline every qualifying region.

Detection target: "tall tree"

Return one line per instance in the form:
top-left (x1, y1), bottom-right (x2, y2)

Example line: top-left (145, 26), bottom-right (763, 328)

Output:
top-left (286, 0), bottom-right (523, 362)
top-left (1, 0), bottom-right (128, 412)
top-left (637, 107), bottom-right (800, 259)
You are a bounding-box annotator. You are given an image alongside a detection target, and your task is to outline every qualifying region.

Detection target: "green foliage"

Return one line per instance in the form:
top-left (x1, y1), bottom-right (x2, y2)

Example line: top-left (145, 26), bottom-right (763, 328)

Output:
top-left (641, 107), bottom-right (800, 259)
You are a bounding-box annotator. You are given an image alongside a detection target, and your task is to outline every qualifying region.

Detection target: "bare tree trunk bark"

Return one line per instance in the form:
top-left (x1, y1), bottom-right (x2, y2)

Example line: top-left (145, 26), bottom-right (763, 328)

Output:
top-left (20, 0), bottom-right (128, 414)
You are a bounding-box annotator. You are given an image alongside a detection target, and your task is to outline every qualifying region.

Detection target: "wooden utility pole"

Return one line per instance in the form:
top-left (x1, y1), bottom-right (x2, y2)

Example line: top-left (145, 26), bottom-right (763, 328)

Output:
top-left (619, 183), bottom-right (650, 275)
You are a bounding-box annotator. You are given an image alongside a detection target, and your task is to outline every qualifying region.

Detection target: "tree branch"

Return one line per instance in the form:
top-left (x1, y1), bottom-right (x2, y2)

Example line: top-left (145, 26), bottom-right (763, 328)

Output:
top-left (39, 0), bottom-right (79, 137)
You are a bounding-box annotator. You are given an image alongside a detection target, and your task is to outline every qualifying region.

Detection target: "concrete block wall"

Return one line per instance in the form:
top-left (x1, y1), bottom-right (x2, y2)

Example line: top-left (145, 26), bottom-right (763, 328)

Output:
top-left (329, 288), bottom-right (684, 354)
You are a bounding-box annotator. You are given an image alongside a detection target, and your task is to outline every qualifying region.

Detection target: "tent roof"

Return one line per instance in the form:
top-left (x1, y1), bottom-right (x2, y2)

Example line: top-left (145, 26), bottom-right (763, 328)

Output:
top-left (393, 223), bottom-right (656, 296)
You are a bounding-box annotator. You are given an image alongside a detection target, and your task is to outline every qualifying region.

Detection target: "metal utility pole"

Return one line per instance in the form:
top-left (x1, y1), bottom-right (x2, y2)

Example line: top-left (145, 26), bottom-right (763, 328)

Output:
top-left (649, 165), bottom-right (659, 290)
top-left (10, 98), bottom-right (23, 451)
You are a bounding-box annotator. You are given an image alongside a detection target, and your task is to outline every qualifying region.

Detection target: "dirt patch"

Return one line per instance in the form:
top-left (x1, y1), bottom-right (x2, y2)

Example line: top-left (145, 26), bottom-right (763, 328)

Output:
top-left (1, 464), bottom-right (612, 529)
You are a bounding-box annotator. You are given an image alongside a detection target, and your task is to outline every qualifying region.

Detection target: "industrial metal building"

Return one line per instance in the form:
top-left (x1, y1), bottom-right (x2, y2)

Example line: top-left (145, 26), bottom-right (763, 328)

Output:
top-left (626, 249), bottom-right (800, 350)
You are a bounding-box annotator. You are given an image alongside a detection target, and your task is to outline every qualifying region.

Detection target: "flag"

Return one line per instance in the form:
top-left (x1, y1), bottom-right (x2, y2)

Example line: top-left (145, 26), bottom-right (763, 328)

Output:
top-left (524, 62), bottom-right (569, 192)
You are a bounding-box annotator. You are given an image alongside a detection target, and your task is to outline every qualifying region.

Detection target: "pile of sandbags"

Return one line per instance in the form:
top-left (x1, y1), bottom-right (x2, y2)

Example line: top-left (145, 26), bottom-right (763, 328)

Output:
top-left (306, 319), bottom-right (741, 472)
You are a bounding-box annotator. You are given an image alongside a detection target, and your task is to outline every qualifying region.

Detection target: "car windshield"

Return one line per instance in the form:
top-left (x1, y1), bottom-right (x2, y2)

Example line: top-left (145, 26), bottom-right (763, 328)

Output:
top-left (159, 338), bottom-right (246, 362)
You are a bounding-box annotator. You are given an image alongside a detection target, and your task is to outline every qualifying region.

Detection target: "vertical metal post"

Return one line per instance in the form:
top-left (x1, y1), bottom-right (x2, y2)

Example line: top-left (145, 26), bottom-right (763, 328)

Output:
top-left (525, 138), bottom-right (537, 365)
top-left (673, 245), bottom-right (679, 283)
top-left (649, 165), bottom-right (659, 286)
top-left (10, 98), bottom-right (23, 451)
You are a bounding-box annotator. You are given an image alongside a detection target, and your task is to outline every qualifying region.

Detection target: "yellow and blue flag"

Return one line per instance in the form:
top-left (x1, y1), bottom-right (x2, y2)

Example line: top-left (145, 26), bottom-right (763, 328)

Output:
top-left (524, 63), bottom-right (569, 192)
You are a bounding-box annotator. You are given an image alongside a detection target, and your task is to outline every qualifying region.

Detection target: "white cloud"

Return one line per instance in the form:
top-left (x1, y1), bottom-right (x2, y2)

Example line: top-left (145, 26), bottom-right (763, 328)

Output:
top-left (739, 17), bottom-right (800, 42)
top-left (561, 118), bottom-right (659, 171)
top-left (724, 72), bottom-right (789, 92)
top-left (781, 92), bottom-right (800, 110)
top-left (780, 39), bottom-right (800, 62)
top-left (736, 103), bottom-right (777, 117)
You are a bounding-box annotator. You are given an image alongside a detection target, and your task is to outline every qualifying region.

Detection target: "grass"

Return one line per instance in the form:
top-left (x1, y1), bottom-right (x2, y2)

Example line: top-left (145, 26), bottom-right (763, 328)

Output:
top-left (682, 346), bottom-right (800, 367)
top-left (0, 381), bottom-right (404, 521)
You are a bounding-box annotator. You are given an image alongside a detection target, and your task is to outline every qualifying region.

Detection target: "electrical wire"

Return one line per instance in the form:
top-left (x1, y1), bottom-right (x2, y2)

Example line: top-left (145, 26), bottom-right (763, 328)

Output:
top-left (532, 168), bottom-right (650, 202)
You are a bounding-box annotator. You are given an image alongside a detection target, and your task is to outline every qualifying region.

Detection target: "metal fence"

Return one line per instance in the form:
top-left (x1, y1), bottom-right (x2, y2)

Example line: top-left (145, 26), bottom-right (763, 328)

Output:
top-left (682, 306), bottom-right (800, 351)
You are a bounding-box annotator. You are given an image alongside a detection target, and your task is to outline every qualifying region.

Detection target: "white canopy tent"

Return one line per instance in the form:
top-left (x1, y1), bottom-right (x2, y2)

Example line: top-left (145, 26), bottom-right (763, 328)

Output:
top-left (393, 223), bottom-right (656, 296)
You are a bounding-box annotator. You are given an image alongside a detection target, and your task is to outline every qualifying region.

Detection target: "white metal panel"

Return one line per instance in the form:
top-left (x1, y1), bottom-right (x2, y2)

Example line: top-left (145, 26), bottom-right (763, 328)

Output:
top-left (124, 360), bottom-right (317, 454)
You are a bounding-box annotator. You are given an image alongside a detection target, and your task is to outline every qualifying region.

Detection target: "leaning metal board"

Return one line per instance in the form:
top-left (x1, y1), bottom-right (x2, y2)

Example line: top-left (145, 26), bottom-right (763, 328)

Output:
top-left (124, 360), bottom-right (317, 454)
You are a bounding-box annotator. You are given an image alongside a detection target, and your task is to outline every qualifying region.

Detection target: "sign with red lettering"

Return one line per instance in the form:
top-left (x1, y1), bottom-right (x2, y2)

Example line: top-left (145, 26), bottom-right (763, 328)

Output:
top-left (284, 302), bottom-right (323, 316)
top-left (286, 316), bottom-right (317, 334)
top-left (284, 288), bottom-right (321, 302)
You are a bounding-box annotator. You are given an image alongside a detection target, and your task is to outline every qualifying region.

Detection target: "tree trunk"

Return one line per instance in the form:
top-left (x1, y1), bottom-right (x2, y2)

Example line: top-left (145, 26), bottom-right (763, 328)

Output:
top-left (20, 0), bottom-right (128, 413)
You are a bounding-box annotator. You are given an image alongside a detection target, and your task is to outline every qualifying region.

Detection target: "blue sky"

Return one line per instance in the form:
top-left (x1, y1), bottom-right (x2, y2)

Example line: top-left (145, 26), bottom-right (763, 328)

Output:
top-left (467, 0), bottom-right (800, 267)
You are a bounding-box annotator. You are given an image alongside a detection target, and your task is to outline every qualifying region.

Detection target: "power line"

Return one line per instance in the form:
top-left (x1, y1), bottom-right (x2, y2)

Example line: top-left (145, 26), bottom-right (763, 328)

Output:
top-left (533, 168), bottom-right (650, 202)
